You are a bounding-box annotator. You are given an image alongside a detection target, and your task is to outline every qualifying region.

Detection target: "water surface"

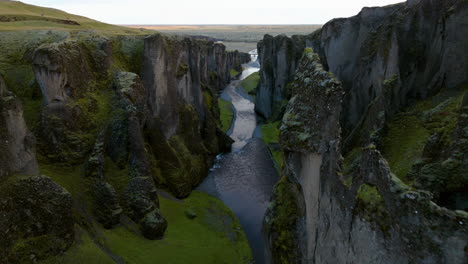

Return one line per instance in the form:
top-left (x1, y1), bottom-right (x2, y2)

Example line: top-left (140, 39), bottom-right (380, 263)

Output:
top-left (198, 58), bottom-right (278, 264)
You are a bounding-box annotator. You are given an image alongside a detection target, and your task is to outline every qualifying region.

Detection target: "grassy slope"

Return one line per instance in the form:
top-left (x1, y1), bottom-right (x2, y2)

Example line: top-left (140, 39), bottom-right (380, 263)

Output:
top-left (0, 1), bottom-right (151, 129)
top-left (381, 90), bottom-right (466, 184)
top-left (40, 192), bottom-right (253, 264)
top-left (40, 161), bottom-right (253, 263)
top-left (240, 71), bottom-right (260, 96)
top-left (103, 191), bottom-right (252, 264)
top-left (260, 121), bottom-right (284, 170)
top-left (229, 69), bottom-right (240, 78)
top-left (218, 98), bottom-right (234, 133)
top-left (0, 1), bottom-right (151, 34)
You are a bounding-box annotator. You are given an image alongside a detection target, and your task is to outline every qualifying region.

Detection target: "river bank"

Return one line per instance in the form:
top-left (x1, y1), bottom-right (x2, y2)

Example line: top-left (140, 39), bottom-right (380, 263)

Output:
top-left (198, 58), bottom-right (279, 264)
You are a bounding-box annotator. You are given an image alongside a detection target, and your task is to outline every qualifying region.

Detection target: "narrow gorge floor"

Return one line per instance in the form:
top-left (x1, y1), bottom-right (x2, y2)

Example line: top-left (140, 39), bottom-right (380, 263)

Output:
top-left (198, 60), bottom-right (279, 264)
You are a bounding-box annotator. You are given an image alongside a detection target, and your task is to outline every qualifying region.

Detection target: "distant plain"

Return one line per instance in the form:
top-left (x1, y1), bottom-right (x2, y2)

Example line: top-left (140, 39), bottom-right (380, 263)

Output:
top-left (125, 25), bottom-right (322, 52)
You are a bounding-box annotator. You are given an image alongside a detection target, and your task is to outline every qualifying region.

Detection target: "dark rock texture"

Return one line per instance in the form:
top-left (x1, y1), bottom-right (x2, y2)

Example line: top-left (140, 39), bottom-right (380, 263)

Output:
top-left (265, 44), bottom-right (468, 264)
top-left (255, 34), bottom-right (305, 119)
top-left (308, 0), bottom-right (468, 149)
top-left (0, 75), bottom-right (38, 180)
top-left (0, 27), bottom-right (249, 262)
top-left (142, 34), bottom-right (248, 197)
top-left (140, 209), bottom-right (168, 240)
top-left (257, 0), bottom-right (468, 142)
top-left (33, 36), bottom-right (112, 163)
top-left (0, 175), bottom-right (74, 263)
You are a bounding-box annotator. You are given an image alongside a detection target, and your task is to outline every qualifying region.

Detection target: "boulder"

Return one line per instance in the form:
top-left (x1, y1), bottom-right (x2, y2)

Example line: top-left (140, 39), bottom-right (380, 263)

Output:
top-left (140, 209), bottom-right (168, 240)
top-left (0, 175), bottom-right (74, 263)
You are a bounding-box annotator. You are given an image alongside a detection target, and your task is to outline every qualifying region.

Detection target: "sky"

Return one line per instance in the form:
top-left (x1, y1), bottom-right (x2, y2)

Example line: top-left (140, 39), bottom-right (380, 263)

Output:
top-left (21, 0), bottom-right (404, 25)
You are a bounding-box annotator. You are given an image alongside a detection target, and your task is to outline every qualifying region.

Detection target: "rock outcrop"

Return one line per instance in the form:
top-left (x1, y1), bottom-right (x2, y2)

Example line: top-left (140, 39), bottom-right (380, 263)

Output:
top-left (262, 1), bottom-right (468, 262)
top-left (0, 75), bottom-right (38, 180)
top-left (308, 0), bottom-right (468, 148)
top-left (255, 34), bottom-right (305, 119)
top-left (25, 32), bottom-right (248, 233)
top-left (142, 34), bottom-right (248, 197)
top-left (33, 35), bottom-right (112, 163)
top-left (265, 47), bottom-right (468, 263)
top-left (0, 175), bottom-right (74, 263)
top-left (0, 15), bottom-right (250, 263)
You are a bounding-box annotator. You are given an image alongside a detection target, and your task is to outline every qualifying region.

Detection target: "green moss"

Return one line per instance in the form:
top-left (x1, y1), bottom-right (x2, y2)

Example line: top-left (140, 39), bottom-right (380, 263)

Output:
top-left (176, 63), bottom-right (189, 78)
top-left (10, 234), bottom-right (71, 263)
top-left (381, 91), bottom-right (465, 185)
top-left (229, 69), bottom-right (240, 78)
top-left (52, 89), bottom-right (113, 162)
top-left (260, 121), bottom-right (280, 146)
top-left (260, 121), bottom-right (284, 171)
top-left (102, 191), bottom-right (252, 264)
top-left (265, 176), bottom-right (301, 263)
top-left (381, 114), bottom-right (429, 183)
top-left (383, 74), bottom-right (399, 87)
top-left (39, 226), bottom-right (114, 264)
top-left (104, 157), bottom-right (130, 197)
top-left (22, 97), bottom-right (42, 129)
top-left (38, 159), bottom-right (84, 197)
top-left (271, 150), bottom-right (284, 171)
top-left (342, 147), bottom-right (363, 187)
top-left (110, 36), bottom-right (145, 73)
top-left (151, 133), bottom-right (206, 197)
top-left (354, 184), bottom-right (391, 235)
top-left (218, 98), bottom-right (234, 133)
top-left (240, 72), bottom-right (260, 95)
top-left (203, 90), bottom-right (214, 110)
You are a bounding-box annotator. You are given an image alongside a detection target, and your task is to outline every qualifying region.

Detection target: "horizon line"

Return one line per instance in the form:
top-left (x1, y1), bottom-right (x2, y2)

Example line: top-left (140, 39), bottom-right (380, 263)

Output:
top-left (120, 24), bottom-right (323, 26)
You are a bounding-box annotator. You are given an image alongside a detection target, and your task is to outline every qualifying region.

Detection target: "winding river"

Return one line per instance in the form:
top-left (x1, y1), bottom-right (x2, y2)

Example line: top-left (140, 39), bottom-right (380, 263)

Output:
top-left (198, 56), bottom-right (278, 264)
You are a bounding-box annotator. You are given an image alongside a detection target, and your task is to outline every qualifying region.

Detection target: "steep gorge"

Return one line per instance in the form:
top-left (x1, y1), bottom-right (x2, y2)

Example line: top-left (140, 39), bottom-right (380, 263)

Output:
top-left (0, 29), bottom-right (250, 262)
top-left (260, 0), bottom-right (468, 263)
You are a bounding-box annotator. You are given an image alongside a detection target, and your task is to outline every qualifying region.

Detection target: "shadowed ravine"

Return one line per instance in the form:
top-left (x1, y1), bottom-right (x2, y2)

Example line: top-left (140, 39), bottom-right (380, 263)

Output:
top-left (198, 58), bottom-right (278, 264)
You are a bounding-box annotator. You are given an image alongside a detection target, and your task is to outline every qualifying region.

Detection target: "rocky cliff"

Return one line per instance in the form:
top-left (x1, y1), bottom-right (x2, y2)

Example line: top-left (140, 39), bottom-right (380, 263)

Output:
top-left (308, 0), bottom-right (468, 149)
top-left (0, 71), bottom-right (73, 263)
top-left (255, 34), bottom-right (305, 119)
top-left (263, 0), bottom-right (468, 263)
top-left (0, 74), bottom-right (38, 180)
top-left (0, 30), bottom-right (249, 262)
top-left (142, 34), bottom-right (249, 197)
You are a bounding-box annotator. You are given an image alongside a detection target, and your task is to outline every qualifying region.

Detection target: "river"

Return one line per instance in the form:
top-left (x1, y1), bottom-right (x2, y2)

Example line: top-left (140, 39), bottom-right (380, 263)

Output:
top-left (197, 57), bottom-right (278, 264)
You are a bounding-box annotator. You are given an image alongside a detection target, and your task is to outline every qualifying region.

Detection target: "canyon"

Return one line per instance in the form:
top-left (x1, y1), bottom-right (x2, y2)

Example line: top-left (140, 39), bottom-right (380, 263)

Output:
top-left (0, 0), bottom-right (467, 263)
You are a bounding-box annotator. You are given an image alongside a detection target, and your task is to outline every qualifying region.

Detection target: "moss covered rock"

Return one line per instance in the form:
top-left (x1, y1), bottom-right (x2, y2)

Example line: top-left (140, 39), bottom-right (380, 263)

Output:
top-left (0, 74), bottom-right (38, 180)
top-left (0, 175), bottom-right (74, 263)
top-left (140, 209), bottom-right (168, 240)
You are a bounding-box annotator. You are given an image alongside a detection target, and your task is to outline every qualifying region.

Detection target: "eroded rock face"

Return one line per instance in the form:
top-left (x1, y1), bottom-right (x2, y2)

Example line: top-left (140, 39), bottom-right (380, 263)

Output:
top-left (265, 47), bottom-right (468, 263)
top-left (142, 34), bottom-right (247, 197)
top-left (257, 0), bottom-right (468, 147)
top-left (0, 75), bottom-right (38, 180)
top-left (84, 72), bottom-right (162, 230)
top-left (256, 34), bottom-right (305, 119)
top-left (33, 36), bottom-right (112, 163)
top-left (308, 0), bottom-right (468, 147)
top-left (27, 32), bottom-right (248, 238)
top-left (142, 34), bottom-right (249, 138)
top-left (0, 175), bottom-right (74, 263)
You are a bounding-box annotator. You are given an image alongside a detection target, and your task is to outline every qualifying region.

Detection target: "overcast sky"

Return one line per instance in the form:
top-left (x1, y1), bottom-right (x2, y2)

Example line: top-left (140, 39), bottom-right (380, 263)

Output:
top-left (22, 0), bottom-right (404, 24)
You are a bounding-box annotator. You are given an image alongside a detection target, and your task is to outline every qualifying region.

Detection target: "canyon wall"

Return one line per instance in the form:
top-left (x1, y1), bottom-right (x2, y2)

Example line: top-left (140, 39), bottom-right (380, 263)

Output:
top-left (142, 34), bottom-right (249, 197)
top-left (255, 34), bottom-right (305, 119)
top-left (308, 0), bottom-right (468, 148)
top-left (0, 32), bottom-right (249, 262)
top-left (0, 74), bottom-right (38, 180)
top-left (262, 0), bottom-right (468, 263)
